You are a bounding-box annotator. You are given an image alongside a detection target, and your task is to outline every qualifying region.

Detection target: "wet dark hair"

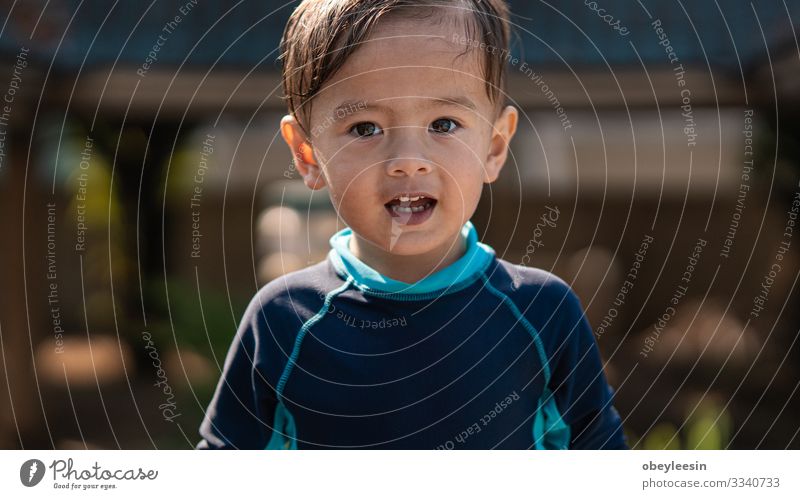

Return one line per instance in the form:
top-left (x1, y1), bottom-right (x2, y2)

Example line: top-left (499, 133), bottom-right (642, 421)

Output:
top-left (280, 0), bottom-right (511, 134)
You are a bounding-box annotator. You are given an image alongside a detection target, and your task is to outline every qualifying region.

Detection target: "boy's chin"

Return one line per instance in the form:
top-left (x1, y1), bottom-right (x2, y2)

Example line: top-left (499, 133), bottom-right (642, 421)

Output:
top-left (381, 232), bottom-right (445, 256)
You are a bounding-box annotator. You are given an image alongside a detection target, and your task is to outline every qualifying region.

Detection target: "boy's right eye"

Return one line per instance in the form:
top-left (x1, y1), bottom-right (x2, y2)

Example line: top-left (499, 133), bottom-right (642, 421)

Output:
top-left (349, 122), bottom-right (383, 138)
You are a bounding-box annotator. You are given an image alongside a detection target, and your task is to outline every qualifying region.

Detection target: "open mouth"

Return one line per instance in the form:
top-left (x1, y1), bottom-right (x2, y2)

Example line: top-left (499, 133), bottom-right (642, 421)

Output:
top-left (384, 193), bottom-right (437, 226)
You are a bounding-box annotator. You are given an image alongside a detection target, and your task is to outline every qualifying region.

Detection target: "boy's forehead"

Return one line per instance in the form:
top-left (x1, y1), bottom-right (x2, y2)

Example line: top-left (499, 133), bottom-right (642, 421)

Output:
top-left (342, 16), bottom-right (473, 65)
top-left (312, 18), bottom-right (489, 115)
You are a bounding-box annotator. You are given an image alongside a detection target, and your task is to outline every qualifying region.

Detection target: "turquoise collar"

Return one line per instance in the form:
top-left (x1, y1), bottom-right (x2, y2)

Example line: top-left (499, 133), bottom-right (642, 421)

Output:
top-left (328, 221), bottom-right (495, 296)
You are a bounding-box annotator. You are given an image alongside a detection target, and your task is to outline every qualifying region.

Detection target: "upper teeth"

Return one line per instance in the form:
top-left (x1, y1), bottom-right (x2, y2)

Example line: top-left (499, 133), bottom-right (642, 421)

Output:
top-left (398, 195), bottom-right (422, 202)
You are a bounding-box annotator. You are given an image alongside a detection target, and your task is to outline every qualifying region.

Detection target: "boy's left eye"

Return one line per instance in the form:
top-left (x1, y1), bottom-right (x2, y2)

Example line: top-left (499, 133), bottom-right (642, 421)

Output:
top-left (429, 118), bottom-right (460, 134)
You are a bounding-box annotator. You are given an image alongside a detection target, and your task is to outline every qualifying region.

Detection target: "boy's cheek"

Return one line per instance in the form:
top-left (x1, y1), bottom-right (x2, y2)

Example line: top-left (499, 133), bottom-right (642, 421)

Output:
top-left (325, 169), bottom-right (371, 199)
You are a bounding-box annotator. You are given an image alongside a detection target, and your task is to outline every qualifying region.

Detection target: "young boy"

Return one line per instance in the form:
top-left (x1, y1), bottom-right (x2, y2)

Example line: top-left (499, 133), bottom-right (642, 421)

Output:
top-left (198, 0), bottom-right (627, 449)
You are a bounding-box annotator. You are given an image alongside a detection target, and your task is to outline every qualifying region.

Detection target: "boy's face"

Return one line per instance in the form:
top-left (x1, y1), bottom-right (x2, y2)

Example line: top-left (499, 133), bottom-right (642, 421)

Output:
top-left (281, 15), bottom-right (517, 259)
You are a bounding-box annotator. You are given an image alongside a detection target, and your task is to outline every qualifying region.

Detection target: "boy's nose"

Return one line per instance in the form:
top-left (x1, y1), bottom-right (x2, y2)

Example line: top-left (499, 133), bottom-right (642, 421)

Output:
top-left (385, 134), bottom-right (434, 176)
top-left (385, 155), bottom-right (433, 177)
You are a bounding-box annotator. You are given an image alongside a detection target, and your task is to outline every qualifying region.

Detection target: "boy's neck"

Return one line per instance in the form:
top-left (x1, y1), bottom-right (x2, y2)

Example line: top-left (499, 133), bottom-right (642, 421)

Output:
top-left (348, 230), bottom-right (468, 284)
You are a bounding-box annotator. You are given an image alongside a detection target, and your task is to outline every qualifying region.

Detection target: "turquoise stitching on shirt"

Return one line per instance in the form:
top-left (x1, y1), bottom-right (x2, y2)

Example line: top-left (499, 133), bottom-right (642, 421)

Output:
top-left (275, 276), bottom-right (354, 398)
top-left (266, 276), bottom-right (353, 450)
top-left (479, 274), bottom-right (550, 382)
top-left (479, 273), bottom-right (571, 449)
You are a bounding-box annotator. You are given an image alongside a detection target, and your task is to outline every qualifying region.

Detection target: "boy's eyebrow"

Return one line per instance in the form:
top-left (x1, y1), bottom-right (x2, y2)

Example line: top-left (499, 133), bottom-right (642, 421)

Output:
top-left (431, 96), bottom-right (478, 111)
top-left (332, 96), bottom-right (478, 117)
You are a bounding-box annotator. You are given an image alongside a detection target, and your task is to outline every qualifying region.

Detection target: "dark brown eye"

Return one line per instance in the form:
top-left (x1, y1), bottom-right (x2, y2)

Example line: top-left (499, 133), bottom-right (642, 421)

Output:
top-left (429, 118), bottom-right (459, 134)
top-left (350, 122), bottom-right (382, 137)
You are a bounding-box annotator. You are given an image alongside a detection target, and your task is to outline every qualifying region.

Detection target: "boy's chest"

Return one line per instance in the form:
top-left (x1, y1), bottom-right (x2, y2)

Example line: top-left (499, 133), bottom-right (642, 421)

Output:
top-left (277, 298), bottom-right (548, 448)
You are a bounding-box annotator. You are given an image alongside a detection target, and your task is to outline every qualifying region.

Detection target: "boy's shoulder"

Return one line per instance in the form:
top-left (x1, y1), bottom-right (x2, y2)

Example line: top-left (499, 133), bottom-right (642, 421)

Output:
top-left (241, 255), bottom-right (583, 319)
top-left (242, 259), bottom-right (341, 320)
top-left (491, 259), bottom-right (590, 358)
top-left (491, 257), bottom-right (584, 315)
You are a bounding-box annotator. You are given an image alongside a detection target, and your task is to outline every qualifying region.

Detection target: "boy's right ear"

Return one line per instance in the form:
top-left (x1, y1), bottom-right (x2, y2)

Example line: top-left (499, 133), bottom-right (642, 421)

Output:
top-left (280, 115), bottom-right (326, 190)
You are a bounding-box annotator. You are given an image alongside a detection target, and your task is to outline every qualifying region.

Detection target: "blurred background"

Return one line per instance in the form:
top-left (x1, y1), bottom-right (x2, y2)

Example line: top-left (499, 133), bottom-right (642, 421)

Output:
top-left (0, 0), bottom-right (799, 449)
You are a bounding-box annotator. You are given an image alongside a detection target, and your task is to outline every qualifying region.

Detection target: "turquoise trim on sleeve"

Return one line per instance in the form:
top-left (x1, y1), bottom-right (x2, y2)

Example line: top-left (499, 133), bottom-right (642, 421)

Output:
top-left (327, 221), bottom-right (495, 297)
top-left (533, 388), bottom-right (571, 450)
top-left (265, 276), bottom-right (353, 450)
top-left (265, 403), bottom-right (298, 450)
top-left (480, 274), bottom-right (571, 450)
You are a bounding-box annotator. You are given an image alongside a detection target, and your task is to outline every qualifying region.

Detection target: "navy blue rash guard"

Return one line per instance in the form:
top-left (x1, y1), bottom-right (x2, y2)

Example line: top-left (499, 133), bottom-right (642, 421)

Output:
top-left (197, 221), bottom-right (627, 450)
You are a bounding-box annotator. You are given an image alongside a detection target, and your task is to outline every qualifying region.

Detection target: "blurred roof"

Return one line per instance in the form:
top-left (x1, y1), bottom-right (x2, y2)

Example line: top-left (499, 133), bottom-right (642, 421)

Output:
top-left (0, 0), bottom-right (796, 73)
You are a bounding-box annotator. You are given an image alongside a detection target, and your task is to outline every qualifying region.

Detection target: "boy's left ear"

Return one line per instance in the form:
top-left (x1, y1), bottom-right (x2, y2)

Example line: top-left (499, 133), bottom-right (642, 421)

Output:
top-left (483, 105), bottom-right (518, 183)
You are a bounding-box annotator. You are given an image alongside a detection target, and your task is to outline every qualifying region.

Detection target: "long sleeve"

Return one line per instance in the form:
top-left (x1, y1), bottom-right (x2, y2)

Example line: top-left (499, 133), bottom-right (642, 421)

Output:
top-left (197, 304), bottom-right (277, 449)
top-left (551, 288), bottom-right (628, 450)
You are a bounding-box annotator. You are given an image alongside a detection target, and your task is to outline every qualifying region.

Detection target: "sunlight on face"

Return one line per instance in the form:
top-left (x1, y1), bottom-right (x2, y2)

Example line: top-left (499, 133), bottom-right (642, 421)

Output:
top-left (299, 14), bottom-right (516, 263)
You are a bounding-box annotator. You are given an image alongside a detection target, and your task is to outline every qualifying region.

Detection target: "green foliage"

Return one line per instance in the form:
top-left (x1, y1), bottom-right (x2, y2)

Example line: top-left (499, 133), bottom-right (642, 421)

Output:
top-left (641, 395), bottom-right (732, 450)
top-left (643, 422), bottom-right (682, 450)
top-left (146, 278), bottom-right (245, 365)
top-left (684, 398), bottom-right (733, 450)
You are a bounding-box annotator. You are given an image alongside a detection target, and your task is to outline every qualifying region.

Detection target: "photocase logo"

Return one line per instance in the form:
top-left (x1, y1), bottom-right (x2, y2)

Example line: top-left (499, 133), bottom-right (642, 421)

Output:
top-left (20, 459), bottom-right (45, 487)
